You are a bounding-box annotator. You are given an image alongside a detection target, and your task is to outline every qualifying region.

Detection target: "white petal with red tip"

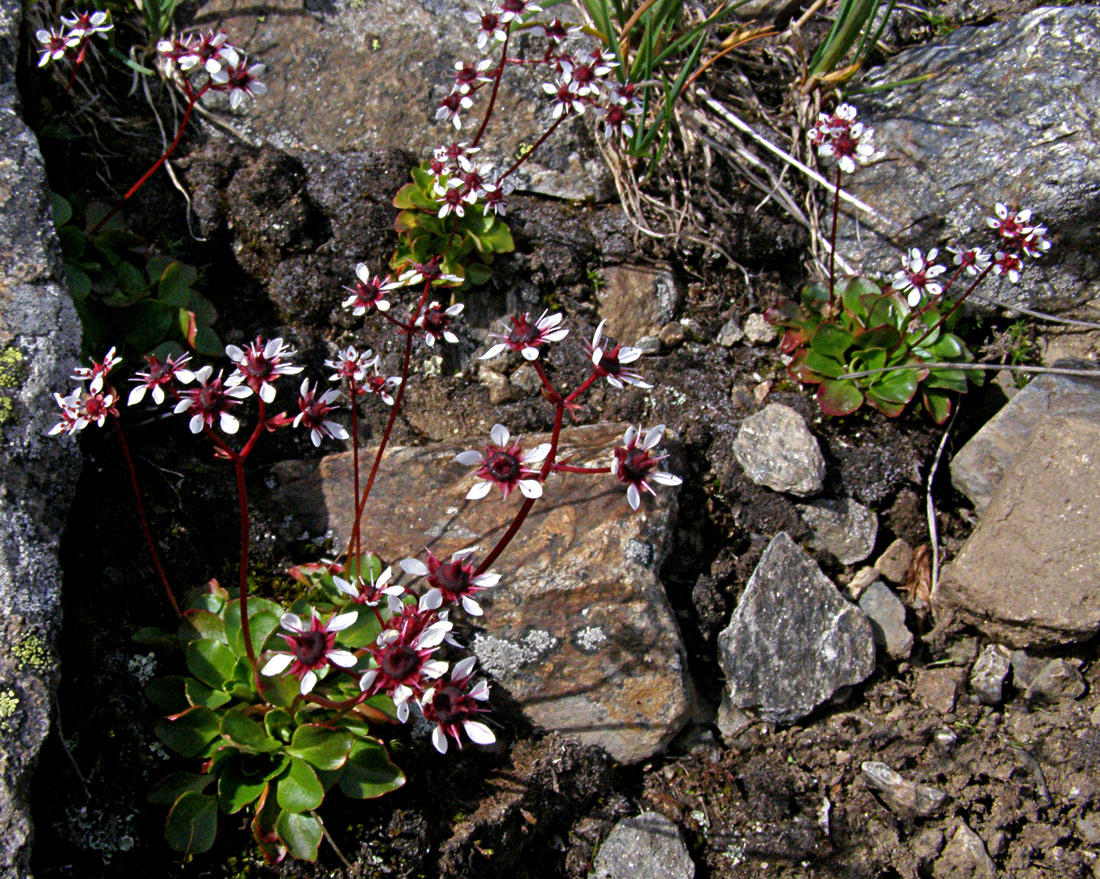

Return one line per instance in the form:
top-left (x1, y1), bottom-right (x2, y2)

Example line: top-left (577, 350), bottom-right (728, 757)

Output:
top-left (490, 423), bottom-right (509, 446)
top-left (452, 656), bottom-right (477, 680)
top-left (642, 425), bottom-right (665, 449)
top-left (280, 612), bottom-right (304, 632)
top-left (464, 720), bottom-right (495, 745)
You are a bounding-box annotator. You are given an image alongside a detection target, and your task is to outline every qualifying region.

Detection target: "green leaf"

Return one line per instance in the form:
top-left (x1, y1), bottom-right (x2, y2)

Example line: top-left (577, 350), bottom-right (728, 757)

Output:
top-left (816, 379), bottom-right (864, 417)
top-left (787, 349), bottom-right (824, 384)
top-left (145, 676), bottom-right (190, 713)
top-left (338, 738), bottom-right (406, 799)
top-left (191, 324), bottom-right (224, 358)
top-left (180, 610), bottom-right (227, 644)
top-left (276, 810), bottom-right (323, 861)
top-left (51, 193), bottom-right (73, 226)
top-left (464, 263), bottom-right (492, 287)
top-left (157, 262), bottom-right (194, 307)
top-left (119, 261), bottom-right (147, 298)
top-left (123, 302), bottom-right (174, 351)
top-left (252, 785), bottom-right (287, 864)
top-left (276, 757), bottom-right (324, 813)
top-left (854, 325), bottom-right (901, 351)
top-left (927, 333), bottom-right (963, 358)
top-left (149, 771), bottom-right (212, 806)
top-left (186, 639), bottom-right (237, 689)
top-left (803, 350), bottom-right (845, 380)
top-left (185, 677), bottom-right (232, 709)
top-left (800, 282), bottom-right (830, 308)
top-left (922, 366), bottom-right (968, 393)
top-left (868, 294), bottom-right (907, 329)
top-left (287, 725), bottom-right (353, 771)
top-left (869, 368), bottom-right (920, 404)
top-left (221, 705), bottom-right (284, 753)
top-left (392, 182), bottom-right (418, 210)
top-left (923, 388), bottom-right (953, 424)
top-left (63, 264), bottom-right (92, 301)
top-left (218, 753), bottom-right (286, 814)
top-left (132, 625), bottom-right (178, 650)
top-left (58, 225), bottom-right (86, 260)
top-left (165, 791), bottom-right (218, 855)
top-left (264, 708), bottom-right (294, 744)
top-left (841, 276), bottom-right (879, 319)
top-left (259, 669), bottom-right (301, 709)
top-left (810, 322), bottom-right (855, 359)
top-left (224, 601), bottom-right (281, 658)
top-left (154, 705), bottom-right (221, 758)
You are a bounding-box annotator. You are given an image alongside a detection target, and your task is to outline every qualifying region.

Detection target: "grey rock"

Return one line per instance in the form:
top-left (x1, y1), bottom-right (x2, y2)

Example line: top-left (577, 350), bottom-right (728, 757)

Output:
top-left (913, 828), bottom-right (945, 870)
top-left (633, 335), bottom-right (662, 355)
top-left (969, 645), bottom-right (1011, 705)
top-left (1025, 659), bottom-right (1086, 703)
top-left (859, 581), bottom-right (913, 660)
top-left (716, 318), bottom-right (744, 347)
top-left (836, 7), bottom-right (1100, 315)
top-left (591, 812), bottom-right (694, 879)
top-left (509, 363), bottom-right (543, 394)
top-left (798, 497), bottom-right (878, 565)
top-left (266, 424), bottom-right (692, 764)
top-left (844, 568), bottom-right (879, 601)
top-left (934, 822), bottom-right (995, 879)
top-left (715, 694), bottom-right (754, 744)
top-left (950, 370), bottom-right (1100, 511)
top-left (734, 404), bottom-right (825, 497)
top-left (935, 417), bottom-right (1100, 648)
top-left (874, 538), bottom-right (913, 584)
top-left (931, 728), bottom-right (958, 755)
top-left (718, 533), bottom-right (876, 724)
top-left (658, 322), bottom-right (685, 349)
top-left (861, 761), bottom-right (950, 818)
top-left (197, 0), bottom-right (612, 200)
top-left (742, 313), bottom-right (778, 345)
top-left (1008, 649), bottom-right (1047, 691)
top-left (596, 265), bottom-right (683, 345)
top-left (0, 5), bottom-right (83, 874)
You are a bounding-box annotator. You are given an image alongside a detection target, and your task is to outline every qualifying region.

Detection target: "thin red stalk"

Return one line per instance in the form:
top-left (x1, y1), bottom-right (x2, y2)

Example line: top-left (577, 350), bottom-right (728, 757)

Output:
top-left (64, 41), bottom-right (87, 94)
top-left (348, 378), bottom-right (362, 563)
top-left (532, 360), bottom-right (560, 400)
top-left (553, 463), bottom-right (610, 474)
top-left (475, 402), bottom-right (564, 576)
top-left (498, 115), bottom-right (564, 183)
top-left (471, 26), bottom-right (512, 148)
top-left (828, 165), bottom-right (842, 303)
top-left (112, 414), bottom-right (182, 619)
top-left (565, 372), bottom-right (598, 404)
top-left (90, 82), bottom-right (211, 234)
top-left (233, 457), bottom-right (257, 670)
top-left (908, 262), bottom-right (994, 352)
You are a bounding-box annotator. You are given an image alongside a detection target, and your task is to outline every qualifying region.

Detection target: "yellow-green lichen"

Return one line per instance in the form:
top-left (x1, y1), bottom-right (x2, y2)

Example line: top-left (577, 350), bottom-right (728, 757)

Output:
top-left (0, 688), bottom-right (18, 726)
top-left (13, 634), bottom-right (50, 670)
top-left (0, 396), bottom-right (13, 425)
top-left (0, 346), bottom-right (24, 388)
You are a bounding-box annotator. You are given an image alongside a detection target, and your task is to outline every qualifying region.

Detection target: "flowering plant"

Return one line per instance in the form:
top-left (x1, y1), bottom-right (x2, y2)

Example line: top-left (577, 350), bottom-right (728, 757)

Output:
top-left (766, 104), bottom-right (1052, 422)
top-left (48, 0), bottom-right (681, 864)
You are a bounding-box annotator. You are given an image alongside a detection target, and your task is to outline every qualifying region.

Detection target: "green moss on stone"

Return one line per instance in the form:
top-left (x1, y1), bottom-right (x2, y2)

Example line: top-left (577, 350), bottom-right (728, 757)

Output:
top-left (13, 634), bottom-right (50, 670)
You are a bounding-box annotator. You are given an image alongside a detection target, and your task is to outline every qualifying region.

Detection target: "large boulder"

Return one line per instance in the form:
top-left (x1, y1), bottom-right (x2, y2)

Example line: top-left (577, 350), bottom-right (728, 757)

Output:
top-left (268, 423), bottom-right (693, 764)
top-left (0, 1), bottom-right (84, 873)
top-left (835, 6), bottom-right (1100, 313)
top-left (935, 416), bottom-right (1100, 648)
top-left (196, 0), bottom-right (612, 200)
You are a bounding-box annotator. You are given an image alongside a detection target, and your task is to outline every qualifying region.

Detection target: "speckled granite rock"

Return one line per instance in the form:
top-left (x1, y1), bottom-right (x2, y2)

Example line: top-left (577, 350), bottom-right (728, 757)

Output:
top-left (0, 0), bottom-right (84, 872)
top-left (267, 423), bottom-right (692, 763)
top-left (835, 6), bottom-right (1100, 314)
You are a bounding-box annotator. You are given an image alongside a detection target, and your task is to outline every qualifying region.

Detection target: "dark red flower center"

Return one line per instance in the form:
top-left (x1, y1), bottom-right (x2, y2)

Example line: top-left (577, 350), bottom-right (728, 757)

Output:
top-left (423, 308), bottom-right (448, 334)
top-left (433, 562), bottom-right (471, 594)
top-left (294, 630), bottom-right (328, 666)
top-left (508, 322), bottom-right (540, 345)
top-left (430, 685), bottom-right (470, 725)
top-left (486, 450), bottom-right (521, 482)
top-left (619, 448), bottom-right (656, 482)
top-left (381, 645), bottom-right (420, 682)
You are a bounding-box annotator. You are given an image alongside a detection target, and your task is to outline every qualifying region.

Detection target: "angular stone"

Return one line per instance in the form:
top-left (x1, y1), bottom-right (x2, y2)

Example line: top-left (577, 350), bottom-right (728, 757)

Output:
top-left (950, 371), bottom-right (1100, 511)
top-left (934, 822), bottom-right (995, 879)
top-left (836, 7), bottom-right (1100, 315)
top-left (1025, 659), bottom-right (1086, 704)
top-left (591, 812), bottom-right (695, 879)
top-left (743, 313), bottom-right (778, 345)
top-left (874, 538), bottom-right (912, 584)
top-left (969, 645), bottom-right (1011, 705)
top-left (716, 318), bottom-right (744, 348)
top-left (0, 7), bottom-right (84, 873)
top-left (734, 404), bottom-right (825, 497)
top-left (197, 0), bottom-right (611, 200)
top-left (267, 423), bottom-right (692, 764)
top-left (717, 533), bottom-right (876, 724)
top-left (596, 265), bottom-right (682, 345)
top-left (913, 668), bottom-right (964, 715)
top-left (935, 417), bottom-right (1100, 648)
top-left (861, 761), bottom-right (949, 818)
top-left (859, 581), bottom-right (913, 660)
top-left (798, 497), bottom-right (878, 565)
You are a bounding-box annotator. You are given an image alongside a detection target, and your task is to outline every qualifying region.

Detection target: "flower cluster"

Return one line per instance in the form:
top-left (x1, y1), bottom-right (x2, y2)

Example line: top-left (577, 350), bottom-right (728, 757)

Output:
top-left (438, 3), bottom-right (641, 141)
top-left (893, 202), bottom-right (1052, 307)
top-left (809, 103), bottom-right (877, 174)
top-left (157, 30), bottom-right (266, 108)
top-left (49, 347), bottom-right (121, 435)
top-left (36, 10), bottom-right (112, 69)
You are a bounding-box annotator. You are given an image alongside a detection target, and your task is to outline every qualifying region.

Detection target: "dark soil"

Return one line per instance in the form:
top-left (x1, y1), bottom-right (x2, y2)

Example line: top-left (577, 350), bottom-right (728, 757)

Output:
top-left (23, 6), bottom-right (1099, 878)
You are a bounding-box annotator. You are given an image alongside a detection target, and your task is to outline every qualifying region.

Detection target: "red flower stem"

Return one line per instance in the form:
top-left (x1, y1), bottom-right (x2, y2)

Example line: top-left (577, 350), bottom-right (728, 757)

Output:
top-left (302, 691), bottom-right (369, 711)
top-left (344, 282), bottom-right (431, 560)
top-left (471, 25), bottom-right (512, 148)
top-left (908, 262), bottom-right (994, 352)
top-left (553, 463), bottom-right (610, 474)
top-left (380, 310), bottom-right (412, 332)
top-left (348, 378), bottom-right (362, 563)
top-left (474, 401), bottom-right (564, 576)
top-left (532, 360), bottom-right (560, 401)
top-left (233, 455), bottom-right (258, 671)
top-left (498, 115), bottom-right (564, 183)
top-left (565, 372), bottom-right (598, 404)
top-left (111, 414), bottom-right (182, 619)
top-left (64, 41), bottom-right (87, 94)
top-left (90, 82), bottom-right (211, 234)
top-left (828, 165), bottom-right (842, 304)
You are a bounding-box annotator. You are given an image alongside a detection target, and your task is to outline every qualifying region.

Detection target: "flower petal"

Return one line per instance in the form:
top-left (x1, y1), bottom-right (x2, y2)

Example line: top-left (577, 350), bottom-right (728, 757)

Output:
top-left (464, 720), bottom-right (496, 745)
top-left (260, 653), bottom-right (293, 676)
top-left (327, 650), bottom-right (358, 668)
top-left (466, 480), bottom-right (494, 500)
